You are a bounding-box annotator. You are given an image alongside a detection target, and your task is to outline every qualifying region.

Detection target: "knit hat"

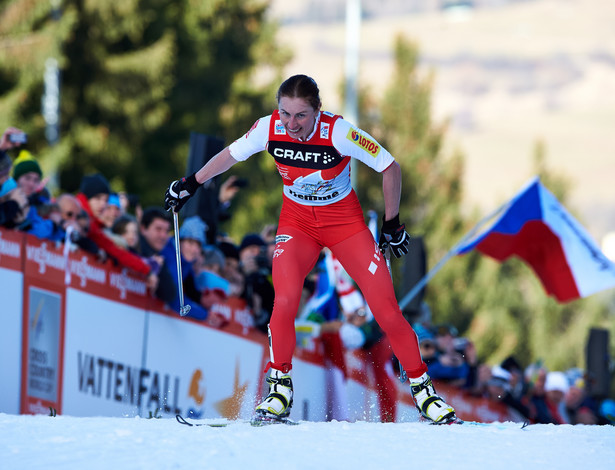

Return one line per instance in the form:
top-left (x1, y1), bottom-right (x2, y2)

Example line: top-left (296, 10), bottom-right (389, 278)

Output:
top-left (195, 270), bottom-right (230, 298)
top-left (218, 241), bottom-right (239, 260)
top-left (600, 399), bottom-right (615, 424)
top-left (488, 365), bottom-right (512, 388)
top-left (0, 151), bottom-right (11, 178)
top-left (179, 216), bottom-right (208, 248)
top-left (12, 150), bottom-right (42, 181)
top-left (80, 173), bottom-right (111, 199)
top-left (545, 371), bottom-right (569, 394)
top-left (412, 323), bottom-right (434, 344)
top-left (239, 233), bottom-right (266, 252)
top-left (108, 193), bottom-right (121, 208)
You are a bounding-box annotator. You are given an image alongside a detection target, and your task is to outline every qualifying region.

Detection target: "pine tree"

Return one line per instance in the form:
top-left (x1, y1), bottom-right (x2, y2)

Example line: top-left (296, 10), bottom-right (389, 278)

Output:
top-left (356, 36), bottom-right (614, 371)
top-left (0, 0), bottom-right (288, 210)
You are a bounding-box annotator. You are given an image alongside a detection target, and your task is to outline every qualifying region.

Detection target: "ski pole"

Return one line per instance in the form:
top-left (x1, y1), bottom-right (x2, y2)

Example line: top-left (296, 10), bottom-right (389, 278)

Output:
top-left (172, 211), bottom-right (191, 316)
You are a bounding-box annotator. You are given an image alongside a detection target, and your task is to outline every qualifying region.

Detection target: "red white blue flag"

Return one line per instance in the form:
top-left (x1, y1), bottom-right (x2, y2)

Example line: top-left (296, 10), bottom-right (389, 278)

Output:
top-left (456, 178), bottom-right (615, 302)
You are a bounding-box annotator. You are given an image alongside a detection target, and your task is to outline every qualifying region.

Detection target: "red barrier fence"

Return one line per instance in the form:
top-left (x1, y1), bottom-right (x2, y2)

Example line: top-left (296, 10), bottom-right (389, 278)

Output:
top-left (0, 227), bottom-right (514, 422)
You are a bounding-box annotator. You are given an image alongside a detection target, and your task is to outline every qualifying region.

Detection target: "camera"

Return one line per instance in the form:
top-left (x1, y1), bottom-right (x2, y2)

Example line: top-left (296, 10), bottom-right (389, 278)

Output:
top-left (453, 337), bottom-right (469, 352)
top-left (255, 246), bottom-right (270, 270)
top-left (8, 132), bottom-right (27, 144)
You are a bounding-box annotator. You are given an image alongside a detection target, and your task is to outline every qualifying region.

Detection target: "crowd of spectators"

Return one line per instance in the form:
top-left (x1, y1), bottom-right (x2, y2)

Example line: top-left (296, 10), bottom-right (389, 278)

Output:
top-left (410, 316), bottom-right (615, 425)
top-left (0, 127), bottom-right (280, 326)
top-left (2, 126), bottom-right (613, 425)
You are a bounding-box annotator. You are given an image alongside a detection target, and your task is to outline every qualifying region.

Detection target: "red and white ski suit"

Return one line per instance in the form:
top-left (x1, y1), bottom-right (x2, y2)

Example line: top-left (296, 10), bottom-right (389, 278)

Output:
top-left (229, 110), bottom-right (428, 378)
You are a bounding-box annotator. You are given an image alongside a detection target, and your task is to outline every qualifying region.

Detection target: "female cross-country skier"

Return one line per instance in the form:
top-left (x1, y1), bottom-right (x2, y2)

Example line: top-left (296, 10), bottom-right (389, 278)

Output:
top-left (164, 74), bottom-right (457, 425)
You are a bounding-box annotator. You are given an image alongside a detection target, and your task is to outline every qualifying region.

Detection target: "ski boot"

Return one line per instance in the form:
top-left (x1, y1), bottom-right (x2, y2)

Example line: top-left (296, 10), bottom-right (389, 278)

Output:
top-left (253, 369), bottom-right (294, 424)
top-left (410, 372), bottom-right (457, 424)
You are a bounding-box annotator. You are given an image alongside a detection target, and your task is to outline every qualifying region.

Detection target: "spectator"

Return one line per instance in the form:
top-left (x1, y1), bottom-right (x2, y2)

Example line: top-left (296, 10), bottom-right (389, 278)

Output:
top-left (160, 215), bottom-right (208, 320)
top-left (483, 365), bottom-right (513, 401)
top-left (217, 175), bottom-right (245, 223)
top-left (195, 249), bottom-right (231, 309)
top-left (12, 150), bottom-right (49, 209)
top-left (0, 127), bottom-right (26, 153)
top-left (100, 193), bottom-right (122, 229)
top-left (111, 213), bottom-right (140, 251)
top-left (137, 207), bottom-right (176, 305)
top-left (95, 193), bottom-right (126, 248)
top-left (76, 173), bottom-right (159, 291)
top-left (469, 363), bottom-right (495, 397)
top-left (429, 324), bottom-right (474, 386)
top-left (56, 193), bottom-right (100, 255)
top-left (239, 233), bottom-right (274, 334)
top-left (0, 151), bottom-right (22, 227)
top-left (119, 192), bottom-right (142, 222)
top-left (563, 371), bottom-right (601, 425)
top-left (0, 168), bottom-right (63, 241)
top-left (413, 323), bottom-right (438, 362)
top-left (191, 245), bottom-right (233, 328)
top-left (199, 245), bottom-right (226, 276)
top-left (0, 139), bottom-right (61, 240)
top-left (501, 355), bottom-right (526, 401)
top-left (543, 371), bottom-right (569, 424)
top-left (217, 240), bottom-right (244, 296)
top-left (523, 361), bottom-right (558, 424)
top-left (599, 399), bottom-right (615, 425)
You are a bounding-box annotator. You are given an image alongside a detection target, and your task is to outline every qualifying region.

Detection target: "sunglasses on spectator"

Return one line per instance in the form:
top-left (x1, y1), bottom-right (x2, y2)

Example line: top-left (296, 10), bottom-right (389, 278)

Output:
top-left (420, 341), bottom-right (436, 350)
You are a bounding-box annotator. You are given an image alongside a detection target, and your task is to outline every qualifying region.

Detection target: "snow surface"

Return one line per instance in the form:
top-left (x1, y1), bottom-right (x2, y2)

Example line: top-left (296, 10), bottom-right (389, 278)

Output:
top-left (1, 414), bottom-right (614, 470)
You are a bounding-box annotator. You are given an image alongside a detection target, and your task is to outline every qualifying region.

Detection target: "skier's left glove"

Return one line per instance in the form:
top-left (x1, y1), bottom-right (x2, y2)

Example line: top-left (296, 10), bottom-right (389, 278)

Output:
top-left (164, 173), bottom-right (199, 212)
top-left (379, 214), bottom-right (410, 258)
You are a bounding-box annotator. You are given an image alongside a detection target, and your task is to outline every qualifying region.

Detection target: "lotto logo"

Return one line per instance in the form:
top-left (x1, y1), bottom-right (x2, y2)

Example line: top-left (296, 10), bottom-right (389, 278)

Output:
top-left (346, 129), bottom-right (380, 157)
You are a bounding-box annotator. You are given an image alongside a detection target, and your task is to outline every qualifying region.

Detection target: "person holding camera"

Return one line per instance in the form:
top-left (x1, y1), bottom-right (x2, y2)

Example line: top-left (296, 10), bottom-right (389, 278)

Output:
top-left (1, 127), bottom-right (27, 226)
top-left (164, 74), bottom-right (457, 424)
top-left (238, 233), bottom-right (275, 334)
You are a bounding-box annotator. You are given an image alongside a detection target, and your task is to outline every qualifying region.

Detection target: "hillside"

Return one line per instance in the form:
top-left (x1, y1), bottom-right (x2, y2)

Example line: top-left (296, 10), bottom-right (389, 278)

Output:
top-left (268, 0), bottom-right (615, 244)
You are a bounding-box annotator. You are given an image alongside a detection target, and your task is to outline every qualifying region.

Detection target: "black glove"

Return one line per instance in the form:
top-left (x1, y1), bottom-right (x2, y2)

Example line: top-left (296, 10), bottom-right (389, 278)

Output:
top-left (164, 173), bottom-right (200, 212)
top-left (379, 214), bottom-right (410, 258)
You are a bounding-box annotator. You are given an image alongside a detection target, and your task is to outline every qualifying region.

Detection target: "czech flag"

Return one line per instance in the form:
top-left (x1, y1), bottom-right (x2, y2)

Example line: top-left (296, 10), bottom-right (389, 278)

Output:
top-left (456, 178), bottom-right (615, 302)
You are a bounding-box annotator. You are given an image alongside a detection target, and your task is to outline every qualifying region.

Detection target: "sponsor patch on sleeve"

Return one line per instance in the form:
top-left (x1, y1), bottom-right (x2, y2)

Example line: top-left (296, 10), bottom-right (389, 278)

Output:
top-left (346, 128), bottom-right (381, 157)
top-left (320, 123), bottom-right (330, 139)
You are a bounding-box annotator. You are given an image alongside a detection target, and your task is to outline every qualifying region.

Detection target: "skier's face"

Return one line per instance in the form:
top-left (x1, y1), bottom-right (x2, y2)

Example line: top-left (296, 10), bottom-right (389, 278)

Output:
top-left (278, 96), bottom-right (320, 142)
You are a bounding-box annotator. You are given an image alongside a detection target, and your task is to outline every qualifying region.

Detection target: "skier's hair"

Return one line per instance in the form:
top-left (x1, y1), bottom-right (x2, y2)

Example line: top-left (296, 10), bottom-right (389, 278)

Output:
top-left (276, 75), bottom-right (321, 111)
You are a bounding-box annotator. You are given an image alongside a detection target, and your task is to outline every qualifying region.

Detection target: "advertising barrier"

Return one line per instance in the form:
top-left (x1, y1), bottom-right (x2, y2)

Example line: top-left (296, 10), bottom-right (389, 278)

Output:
top-left (0, 228), bottom-right (24, 414)
top-left (0, 227), bottom-right (514, 423)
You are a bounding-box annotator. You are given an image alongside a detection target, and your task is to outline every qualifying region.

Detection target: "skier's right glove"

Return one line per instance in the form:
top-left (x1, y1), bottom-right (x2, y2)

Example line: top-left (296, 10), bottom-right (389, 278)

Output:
top-left (379, 214), bottom-right (410, 258)
top-left (164, 173), bottom-right (200, 212)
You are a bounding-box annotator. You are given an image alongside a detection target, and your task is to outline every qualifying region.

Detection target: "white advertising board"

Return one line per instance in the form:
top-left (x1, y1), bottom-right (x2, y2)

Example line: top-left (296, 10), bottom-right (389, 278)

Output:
top-left (289, 358), bottom-right (328, 421)
top-left (0, 267), bottom-right (23, 414)
top-left (145, 311), bottom-right (266, 420)
top-left (61, 289), bottom-right (147, 417)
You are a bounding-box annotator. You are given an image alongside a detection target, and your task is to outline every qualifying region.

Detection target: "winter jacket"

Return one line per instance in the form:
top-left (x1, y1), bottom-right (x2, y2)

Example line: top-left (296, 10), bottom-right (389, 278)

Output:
top-left (76, 192), bottom-right (151, 275)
